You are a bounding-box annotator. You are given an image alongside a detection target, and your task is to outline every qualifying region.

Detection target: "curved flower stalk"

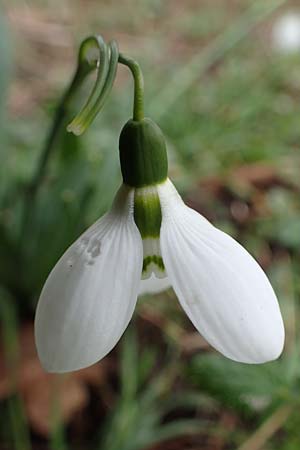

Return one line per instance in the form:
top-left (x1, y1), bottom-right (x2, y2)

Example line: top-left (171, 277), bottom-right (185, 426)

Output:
top-left (35, 36), bottom-right (284, 373)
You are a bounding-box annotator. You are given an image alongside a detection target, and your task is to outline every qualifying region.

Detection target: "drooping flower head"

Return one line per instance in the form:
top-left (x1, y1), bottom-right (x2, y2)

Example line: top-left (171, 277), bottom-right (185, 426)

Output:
top-left (35, 36), bottom-right (284, 373)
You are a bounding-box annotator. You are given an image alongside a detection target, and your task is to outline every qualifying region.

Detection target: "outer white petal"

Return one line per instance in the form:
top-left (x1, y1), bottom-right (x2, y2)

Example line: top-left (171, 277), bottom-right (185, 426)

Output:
top-left (35, 185), bottom-right (143, 373)
top-left (139, 274), bottom-right (170, 295)
top-left (158, 179), bottom-right (285, 364)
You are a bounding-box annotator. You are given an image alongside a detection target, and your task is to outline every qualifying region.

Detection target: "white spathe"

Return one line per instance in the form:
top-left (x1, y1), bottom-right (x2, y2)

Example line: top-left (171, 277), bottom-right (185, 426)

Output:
top-left (35, 178), bottom-right (285, 373)
top-left (158, 179), bottom-right (285, 364)
top-left (35, 185), bottom-right (143, 372)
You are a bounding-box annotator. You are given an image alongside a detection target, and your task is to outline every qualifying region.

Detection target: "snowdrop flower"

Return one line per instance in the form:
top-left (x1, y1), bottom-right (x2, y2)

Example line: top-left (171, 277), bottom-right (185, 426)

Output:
top-left (272, 12), bottom-right (300, 53)
top-left (35, 117), bottom-right (284, 373)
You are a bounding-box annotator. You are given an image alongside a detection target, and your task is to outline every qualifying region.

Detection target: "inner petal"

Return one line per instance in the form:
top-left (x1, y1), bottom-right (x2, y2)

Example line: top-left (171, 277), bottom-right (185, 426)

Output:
top-left (142, 237), bottom-right (165, 279)
top-left (133, 184), bottom-right (167, 280)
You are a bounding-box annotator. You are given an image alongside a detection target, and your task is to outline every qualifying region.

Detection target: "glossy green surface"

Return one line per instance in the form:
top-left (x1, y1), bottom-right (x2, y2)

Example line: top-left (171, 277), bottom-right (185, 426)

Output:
top-left (119, 118), bottom-right (168, 187)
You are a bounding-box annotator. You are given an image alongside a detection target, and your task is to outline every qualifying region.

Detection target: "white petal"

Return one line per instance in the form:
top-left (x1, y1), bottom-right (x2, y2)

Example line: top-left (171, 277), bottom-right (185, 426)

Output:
top-left (158, 179), bottom-right (284, 364)
top-left (35, 185), bottom-right (143, 373)
top-left (139, 274), bottom-right (170, 295)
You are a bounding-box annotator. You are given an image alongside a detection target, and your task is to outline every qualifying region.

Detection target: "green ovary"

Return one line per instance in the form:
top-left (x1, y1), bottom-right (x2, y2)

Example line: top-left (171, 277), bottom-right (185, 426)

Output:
top-left (119, 118), bottom-right (168, 188)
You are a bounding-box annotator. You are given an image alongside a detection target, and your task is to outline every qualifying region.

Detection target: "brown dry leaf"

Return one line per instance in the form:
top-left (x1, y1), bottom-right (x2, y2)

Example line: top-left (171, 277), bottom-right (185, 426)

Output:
top-left (0, 322), bottom-right (104, 436)
top-left (6, 7), bottom-right (72, 48)
top-left (138, 302), bottom-right (210, 355)
top-left (180, 332), bottom-right (210, 354)
top-left (6, 5), bottom-right (74, 116)
top-left (23, 374), bottom-right (88, 436)
top-left (187, 176), bottom-right (224, 219)
top-left (206, 410), bottom-right (237, 450)
top-left (148, 436), bottom-right (209, 450)
top-left (231, 163), bottom-right (279, 190)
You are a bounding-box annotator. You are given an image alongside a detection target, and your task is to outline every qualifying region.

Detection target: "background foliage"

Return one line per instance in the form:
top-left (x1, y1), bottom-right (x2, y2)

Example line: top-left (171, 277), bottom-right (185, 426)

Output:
top-left (0, 0), bottom-right (300, 449)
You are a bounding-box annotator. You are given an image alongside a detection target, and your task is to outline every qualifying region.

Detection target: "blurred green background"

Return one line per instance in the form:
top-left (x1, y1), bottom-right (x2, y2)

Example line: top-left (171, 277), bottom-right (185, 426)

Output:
top-left (1, 0), bottom-right (300, 449)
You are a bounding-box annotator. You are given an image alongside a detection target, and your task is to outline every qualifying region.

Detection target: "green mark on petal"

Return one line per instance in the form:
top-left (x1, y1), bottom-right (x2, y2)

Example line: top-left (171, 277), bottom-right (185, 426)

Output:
top-left (143, 255), bottom-right (165, 273)
top-left (134, 188), bottom-right (162, 238)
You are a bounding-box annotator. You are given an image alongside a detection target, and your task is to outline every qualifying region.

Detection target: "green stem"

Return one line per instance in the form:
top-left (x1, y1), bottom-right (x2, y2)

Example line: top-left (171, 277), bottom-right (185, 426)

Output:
top-left (0, 299), bottom-right (32, 450)
top-left (20, 39), bottom-right (97, 242)
top-left (50, 376), bottom-right (68, 450)
top-left (29, 66), bottom-right (86, 196)
top-left (118, 53), bottom-right (144, 121)
top-left (19, 66), bottom-right (86, 244)
top-left (237, 404), bottom-right (293, 450)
